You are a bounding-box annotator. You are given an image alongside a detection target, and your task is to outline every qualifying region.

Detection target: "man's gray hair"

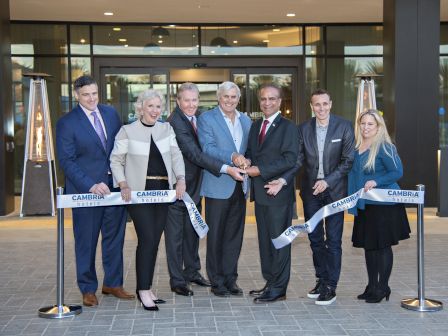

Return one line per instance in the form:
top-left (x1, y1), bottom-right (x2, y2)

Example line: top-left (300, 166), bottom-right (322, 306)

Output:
top-left (217, 81), bottom-right (241, 99)
top-left (177, 82), bottom-right (199, 99)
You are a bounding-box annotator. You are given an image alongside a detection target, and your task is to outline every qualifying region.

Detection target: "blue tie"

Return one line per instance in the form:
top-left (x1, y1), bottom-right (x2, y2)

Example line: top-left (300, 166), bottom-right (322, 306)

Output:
top-left (91, 111), bottom-right (107, 150)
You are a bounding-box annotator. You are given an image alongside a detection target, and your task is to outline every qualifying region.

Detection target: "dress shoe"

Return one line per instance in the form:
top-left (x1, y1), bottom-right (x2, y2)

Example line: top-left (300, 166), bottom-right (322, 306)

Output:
top-left (102, 286), bottom-right (135, 300)
top-left (136, 291), bottom-right (159, 311)
top-left (189, 274), bottom-right (211, 287)
top-left (253, 290), bottom-right (286, 304)
top-left (365, 287), bottom-right (391, 303)
top-left (171, 286), bottom-right (194, 296)
top-left (211, 287), bottom-right (231, 297)
top-left (249, 284), bottom-right (268, 297)
top-left (82, 293), bottom-right (98, 307)
top-left (227, 283), bottom-right (243, 296)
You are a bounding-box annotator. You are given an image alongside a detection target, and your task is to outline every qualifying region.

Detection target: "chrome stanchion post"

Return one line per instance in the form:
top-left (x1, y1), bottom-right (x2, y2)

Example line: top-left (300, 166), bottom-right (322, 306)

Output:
top-left (38, 187), bottom-right (82, 318)
top-left (401, 184), bottom-right (443, 312)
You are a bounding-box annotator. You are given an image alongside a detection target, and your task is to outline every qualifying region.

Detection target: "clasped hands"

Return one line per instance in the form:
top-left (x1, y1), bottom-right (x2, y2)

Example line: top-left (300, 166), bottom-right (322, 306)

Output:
top-left (228, 153), bottom-right (260, 181)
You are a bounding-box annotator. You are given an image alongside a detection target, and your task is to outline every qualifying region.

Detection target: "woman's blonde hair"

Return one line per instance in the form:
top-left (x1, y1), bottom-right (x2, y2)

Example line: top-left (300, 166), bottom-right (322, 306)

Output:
top-left (355, 109), bottom-right (396, 171)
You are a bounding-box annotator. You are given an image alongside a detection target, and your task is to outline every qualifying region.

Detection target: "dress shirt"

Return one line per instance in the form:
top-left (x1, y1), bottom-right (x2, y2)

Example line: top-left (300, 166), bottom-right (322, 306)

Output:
top-left (79, 104), bottom-right (108, 139)
top-left (219, 109), bottom-right (244, 173)
top-left (316, 120), bottom-right (328, 179)
top-left (259, 111), bottom-right (281, 134)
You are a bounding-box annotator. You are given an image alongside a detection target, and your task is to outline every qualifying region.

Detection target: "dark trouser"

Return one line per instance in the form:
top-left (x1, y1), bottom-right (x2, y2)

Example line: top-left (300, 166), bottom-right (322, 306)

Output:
top-left (255, 202), bottom-right (293, 294)
top-left (205, 184), bottom-right (246, 289)
top-left (127, 203), bottom-right (167, 290)
top-left (72, 178), bottom-right (127, 294)
top-left (165, 200), bottom-right (202, 288)
top-left (303, 189), bottom-right (344, 289)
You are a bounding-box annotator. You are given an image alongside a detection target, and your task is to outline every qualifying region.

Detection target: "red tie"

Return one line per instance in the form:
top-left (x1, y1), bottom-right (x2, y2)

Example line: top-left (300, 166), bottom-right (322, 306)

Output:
top-left (258, 119), bottom-right (269, 144)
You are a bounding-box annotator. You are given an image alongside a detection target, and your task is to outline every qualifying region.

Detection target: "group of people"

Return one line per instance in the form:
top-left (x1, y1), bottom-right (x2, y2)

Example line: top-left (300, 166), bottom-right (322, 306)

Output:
top-left (56, 75), bottom-right (410, 311)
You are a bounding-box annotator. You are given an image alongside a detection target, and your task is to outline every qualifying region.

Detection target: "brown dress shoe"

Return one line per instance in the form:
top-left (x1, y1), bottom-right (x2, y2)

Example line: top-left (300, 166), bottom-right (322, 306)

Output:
top-left (101, 286), bottom-right (135, 300)
top-left (82, 293), bottom-right (98, 307)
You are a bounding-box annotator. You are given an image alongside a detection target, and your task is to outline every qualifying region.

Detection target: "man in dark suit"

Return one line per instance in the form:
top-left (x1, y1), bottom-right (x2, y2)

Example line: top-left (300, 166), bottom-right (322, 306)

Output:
top-left (165, 82), bottom-right (244, 296)
top-left (198, 81), bottom-right (251, 297)
top-left (268, 88), bottom-right (355, 305)
top-left (245, 83), bottom-right (299, 303)
top-left (56, 75), bottom-right (134, 307)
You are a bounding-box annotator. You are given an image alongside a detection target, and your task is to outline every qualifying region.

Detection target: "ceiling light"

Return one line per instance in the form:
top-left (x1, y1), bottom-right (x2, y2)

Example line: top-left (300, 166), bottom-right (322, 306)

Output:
top-left (263, 39), bottom-right (270, 43)
top-left (158, 40), bottom-right (163, 44)
top-left (118, 38), bottom-right (127, 42)
top-left (104, 12), bottom-right (114, 16)
top-left (286, 13), bottom-right (296, 17)
top-left (169, 25), bottom-right (176, 27)
top-left (152, 26), bottom-right (170, 37)
top-left (113, 27), bottom-right (121, 31)
top-left (273, 28), bottom-right (281, 32)
top-left (210, 37), bottom-right (229, 47)
top-left (80, 38), bottom-right (86, 43)
top-left (233, 40), bottom-right (238, 44)
top-left (211, 50), bottom-right (216, 54)
top-left (124, 44), bottom-right (128, 48)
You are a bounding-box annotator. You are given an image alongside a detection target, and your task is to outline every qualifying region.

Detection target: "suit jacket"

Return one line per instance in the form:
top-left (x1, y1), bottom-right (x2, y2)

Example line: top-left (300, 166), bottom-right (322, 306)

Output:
top-left (246, 113), bottom-right (299, 206)
top-left (167, 106), bottom-right (222, 204)
top-left (110, 120), bottom-right (185, 190)
top-left (288, 114), bottom-right (355, 202)
top-left (56, 104), bottom-right (122, 194)
top-left (197, 107), bottom-right (252, 199)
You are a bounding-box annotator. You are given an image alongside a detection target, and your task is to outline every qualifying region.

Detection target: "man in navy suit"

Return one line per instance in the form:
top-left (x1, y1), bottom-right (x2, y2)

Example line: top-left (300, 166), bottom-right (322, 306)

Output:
top-left (197, 81), bottom-right (251, 297)
top-left (56, 75), bottom-right (134, 307)
top-left (245, 83), bottom-right (299, 303)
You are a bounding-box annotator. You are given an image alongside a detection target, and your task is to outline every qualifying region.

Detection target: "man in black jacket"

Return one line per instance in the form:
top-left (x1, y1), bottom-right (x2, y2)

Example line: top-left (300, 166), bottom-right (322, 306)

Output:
top-left (165, 82), bottom-right (243, 296)
top-left (267, 88), bottom-right (355, 305)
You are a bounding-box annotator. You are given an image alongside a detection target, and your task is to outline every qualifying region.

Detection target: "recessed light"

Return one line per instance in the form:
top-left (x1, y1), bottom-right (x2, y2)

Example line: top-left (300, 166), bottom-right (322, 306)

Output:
top-left (286, 13), bottom-right (296, 17)
top-left (263, 39), bottom-right (270, 43)
top-left (80, 38), bottom-right (86, 43)
top-left (233, 40), bottom-right (238, 44)
top-left (118, 38), bottom-right (127, 42)
top-left (113, 27), bottom-right (121, 31)
top-left (124, 44), bottom-right (129, 48)
top-left (104, 12), bottom-right (114, 16)
top-left (273, 28), bottom-right (281, 32)
top-left (169, 25), bottom-right (176, 27)
top-left (158, 40), bottom-right (163, 43)
top-left (158, 35), bottom-right (163, 39)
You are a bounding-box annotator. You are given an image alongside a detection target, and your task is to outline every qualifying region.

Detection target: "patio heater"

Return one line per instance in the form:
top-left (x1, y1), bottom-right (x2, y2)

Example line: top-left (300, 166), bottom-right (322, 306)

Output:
top-left (20, 73), bottom-right (57, 216)
top-left (355, 73), bottom-right (381, 120)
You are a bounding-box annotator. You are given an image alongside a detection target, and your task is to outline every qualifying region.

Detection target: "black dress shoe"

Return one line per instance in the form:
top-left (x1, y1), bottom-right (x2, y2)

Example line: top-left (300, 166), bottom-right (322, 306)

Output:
top-left (211, 287), bottom-right (231, 297)
top-left (136, 291), bottom-right (159, 311)
top-left (171, 286), bottom-right (193, 296)
top-left (189, 274), bottom-right (211, 287)
top-left (227, 283), bottom-right (243, 296)
top-left (249, 284), bottom-right (268, 297)
top-left (253, 290), bottom-right (286, 304)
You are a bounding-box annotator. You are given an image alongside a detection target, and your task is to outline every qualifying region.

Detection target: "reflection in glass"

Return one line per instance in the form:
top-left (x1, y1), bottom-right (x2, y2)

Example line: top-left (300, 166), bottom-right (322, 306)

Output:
top-left (327, 57), bottom-right (383, 123)
top-left (306, 27), bottom-right (324, 55)
top-left (232, 74), bottom-right (247, 113)
top-left (70, 25), bottom-right (90, 55)
top-left (248, 74), bottom-right (293, 120)
top-left (441, 25), bottom-right (448, 54)
top-left (327, 26), bottom-right (383, 55)
top-left (305, 57), bottom-right (325, 114)
top-left (201, 26), bottom-right (302, 56)
top-left (93, 25), bottom-right (198, 55)
top-left (11, 23), bottom-right (67, 55)
top-left (440, 57), bottom-right (448, 148)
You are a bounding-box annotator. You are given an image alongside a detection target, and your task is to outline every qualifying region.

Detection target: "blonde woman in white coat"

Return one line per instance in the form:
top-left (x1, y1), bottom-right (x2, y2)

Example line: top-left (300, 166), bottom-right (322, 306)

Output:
top-left (110, 89), bottom-right (185, 311)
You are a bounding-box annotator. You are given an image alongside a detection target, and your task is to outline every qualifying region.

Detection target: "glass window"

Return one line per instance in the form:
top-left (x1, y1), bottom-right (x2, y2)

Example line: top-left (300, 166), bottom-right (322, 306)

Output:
top-left (70, 25), bottom-right (90, 55)
top-left (12, 56), bottom-right (69, 193)
top-left (201, 26), bottom-right (302, 56)
top-left (93, 25), bottom-right (199, 55)
top-left (440, 57), bottom-right (448, 148)
top-left (326, 57), bottom-right (383, 123)
top-left (305, 26), bottom-right (324, 55)
top-left (441, 24), bottom-right (448, 55)
top-left (11, 23), bottom-right (67, 55)
top-left (327, 26), bottom-right (383, 55)
top-left (305, 57), bottom-right (325, 114)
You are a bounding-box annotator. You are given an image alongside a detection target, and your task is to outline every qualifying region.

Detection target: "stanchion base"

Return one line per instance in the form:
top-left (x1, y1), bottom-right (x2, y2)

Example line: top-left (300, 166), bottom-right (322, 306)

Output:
top-left (401, 298), bottom-right (443, 312)
top-left (38, 304), bottom-right (82, 319)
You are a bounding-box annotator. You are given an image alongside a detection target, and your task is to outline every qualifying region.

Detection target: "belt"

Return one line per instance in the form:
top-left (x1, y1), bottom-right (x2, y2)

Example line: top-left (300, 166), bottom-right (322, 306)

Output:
top-left (146, 176), bottom-right (168, 180)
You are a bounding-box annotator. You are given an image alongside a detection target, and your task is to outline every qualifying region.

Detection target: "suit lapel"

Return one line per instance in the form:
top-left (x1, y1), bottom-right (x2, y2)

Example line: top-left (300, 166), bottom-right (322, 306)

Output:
top-left (259, 113), bottom-right (282, 148)
top-left (310, 117), bottom-right (319, 155)
top-left (75, 105), bottom-right (106, 153)
top-left (178, 108), bottom-right (198, 139)
top-left (323, 114), bottom-right (336, 156)
top-left (98, 105), bottom-right (113, 154)
top-left (213, 108), bottom-right (238, 152)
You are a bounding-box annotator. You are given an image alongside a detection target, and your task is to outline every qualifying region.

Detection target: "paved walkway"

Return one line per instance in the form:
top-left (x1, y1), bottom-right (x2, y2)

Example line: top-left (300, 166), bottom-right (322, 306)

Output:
top-left (1, 202), bottom-right (448, 336)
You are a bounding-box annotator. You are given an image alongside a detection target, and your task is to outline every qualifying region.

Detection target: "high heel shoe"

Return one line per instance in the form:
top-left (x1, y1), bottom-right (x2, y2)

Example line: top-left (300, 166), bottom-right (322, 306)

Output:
top-left (136, 291), bottom-right (159, 311)
top-left (357, 285), bottom-right (374, 300)
top-left (365, 287), bottom-right (391, 303)
top-left (153, 299), bottom-right (166, 304)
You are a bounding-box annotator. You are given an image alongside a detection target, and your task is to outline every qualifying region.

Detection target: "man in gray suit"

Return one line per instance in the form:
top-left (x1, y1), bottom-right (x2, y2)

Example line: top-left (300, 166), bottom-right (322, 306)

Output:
top-left (267, 88), bottom-right (355, 305)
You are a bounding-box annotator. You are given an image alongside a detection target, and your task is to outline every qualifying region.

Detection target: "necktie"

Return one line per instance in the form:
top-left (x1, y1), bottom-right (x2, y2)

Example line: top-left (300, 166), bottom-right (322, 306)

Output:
top-left (91, 111), bottom-right (107, 150)
top-left (258, 119), bottom-right (269, 144)
top-left (190, 116), bottom-right (197, 134)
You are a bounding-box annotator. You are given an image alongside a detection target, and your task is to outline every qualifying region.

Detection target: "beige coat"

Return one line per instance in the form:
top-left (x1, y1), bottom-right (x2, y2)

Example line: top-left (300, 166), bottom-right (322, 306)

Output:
top-left (110, 120), bottom-right (185, 190)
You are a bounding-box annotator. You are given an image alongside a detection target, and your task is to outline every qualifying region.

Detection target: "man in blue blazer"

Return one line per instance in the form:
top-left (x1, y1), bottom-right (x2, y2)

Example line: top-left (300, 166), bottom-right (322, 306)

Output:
top-left (198, 81), bottom-right (251, 297)
top-left (56, 75), bottom-right (133, 307)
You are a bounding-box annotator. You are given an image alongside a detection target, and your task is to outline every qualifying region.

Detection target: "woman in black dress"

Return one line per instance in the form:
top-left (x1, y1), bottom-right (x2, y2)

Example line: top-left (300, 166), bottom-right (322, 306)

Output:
top-left (348, 109), bottom-right (410, 303)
